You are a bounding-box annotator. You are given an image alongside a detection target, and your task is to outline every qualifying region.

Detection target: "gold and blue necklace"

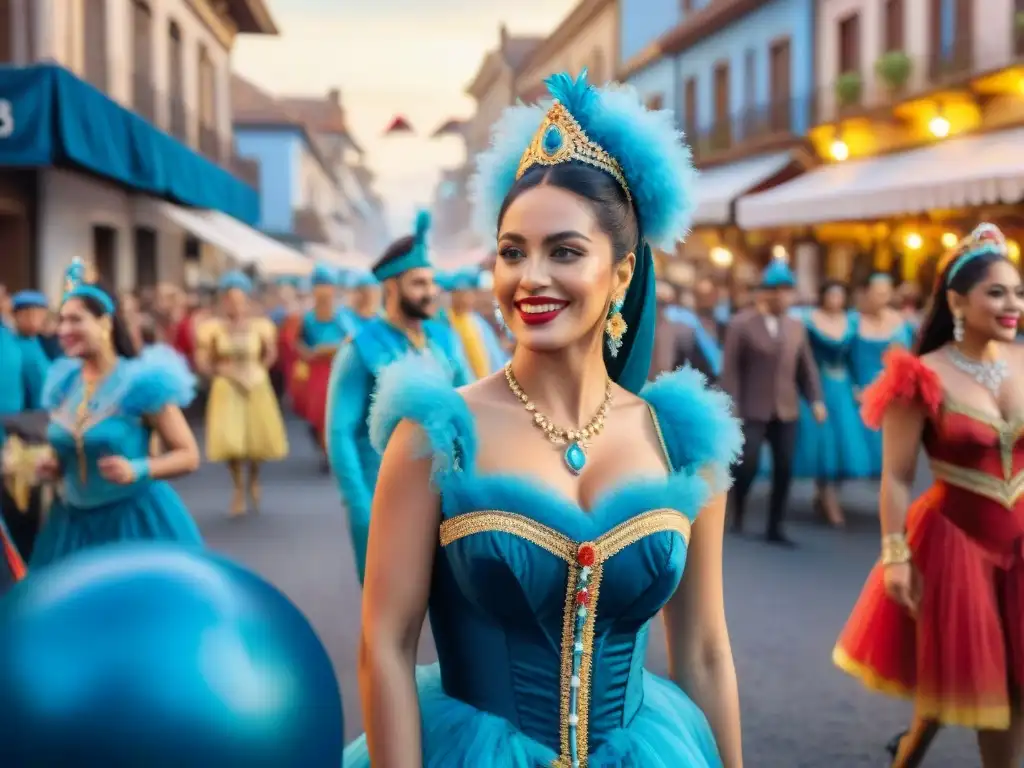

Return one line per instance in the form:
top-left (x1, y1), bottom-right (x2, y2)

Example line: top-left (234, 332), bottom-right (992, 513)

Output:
top-left (504, 362), bottom-right (612, 475)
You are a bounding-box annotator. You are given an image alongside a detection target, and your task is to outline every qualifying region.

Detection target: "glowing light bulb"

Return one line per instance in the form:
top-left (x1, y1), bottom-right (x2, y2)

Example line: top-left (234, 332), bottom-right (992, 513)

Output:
top-left (709, 247), bottom-right (733, 267)
top-left (904, 233), bottom-right (923, 250)
top-left (941, 232), bottom-right (959, 249)
top-left (829, 139), bottom-right (849, 161)
top-left (1009, 240), bottom-right (1021, 263)
top-left (928, 115), bottom-right (950, 138)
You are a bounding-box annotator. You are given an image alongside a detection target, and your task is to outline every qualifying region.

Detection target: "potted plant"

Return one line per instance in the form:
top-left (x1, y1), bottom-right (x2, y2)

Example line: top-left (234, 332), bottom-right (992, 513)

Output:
top-left (875, 50), bottom-right (912, 92)
top-left (835, 71), bottom-right (863, 108)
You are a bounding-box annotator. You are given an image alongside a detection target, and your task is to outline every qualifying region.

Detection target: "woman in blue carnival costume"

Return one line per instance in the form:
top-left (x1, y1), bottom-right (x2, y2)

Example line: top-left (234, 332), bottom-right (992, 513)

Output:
top-left (9, 290), bottom-right (53, 408)
top-left (27, 260), bottom-right (202, 567)
top-left (345, 71), bottom-right (743, 767)
top-left (792, 280), bottom-right (871, 527)
top-left (196, 271), bottom-right (288, 517)
top-left (849, 273), bottom-right (914, 475)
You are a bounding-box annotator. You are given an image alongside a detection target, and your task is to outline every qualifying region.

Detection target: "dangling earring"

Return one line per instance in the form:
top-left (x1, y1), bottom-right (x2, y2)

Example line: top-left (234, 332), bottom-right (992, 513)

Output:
top-left (493, 300), bottom-right (508, 333)
top-left (605, 294), bottom-right (627, 357)
top-left (953, 312), bottom-right (965, 343)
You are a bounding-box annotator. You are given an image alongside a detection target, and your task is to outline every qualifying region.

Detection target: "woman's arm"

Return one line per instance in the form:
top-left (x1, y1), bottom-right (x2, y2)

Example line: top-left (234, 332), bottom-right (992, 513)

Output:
top-left (878, 403), bottom-right (925, 537)
top-left (141, 405), bottom-right (201, 479)
top-left (360, 419), bottom-right (439, 767)
top-left (662, 492), bottom-right (742, 767)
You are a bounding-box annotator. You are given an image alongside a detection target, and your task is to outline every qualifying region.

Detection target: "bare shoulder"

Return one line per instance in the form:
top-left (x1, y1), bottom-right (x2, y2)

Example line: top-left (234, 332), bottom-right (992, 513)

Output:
top-left (457, 371), bottom-right (515, 419)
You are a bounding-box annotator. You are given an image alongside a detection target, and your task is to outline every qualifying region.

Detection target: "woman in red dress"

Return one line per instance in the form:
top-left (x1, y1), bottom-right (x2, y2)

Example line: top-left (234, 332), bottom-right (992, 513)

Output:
top-left (834, 223), bottom-right (1024, 767)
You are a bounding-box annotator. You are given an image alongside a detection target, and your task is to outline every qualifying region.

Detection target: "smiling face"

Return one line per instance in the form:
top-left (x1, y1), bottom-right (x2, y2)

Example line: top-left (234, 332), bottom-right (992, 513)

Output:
top-left (58, 297), bottom-right (108, 358)
top-left (951, 260), bottom-right (1024, 343)
top-left (494, 184), bottom-right (633, 354)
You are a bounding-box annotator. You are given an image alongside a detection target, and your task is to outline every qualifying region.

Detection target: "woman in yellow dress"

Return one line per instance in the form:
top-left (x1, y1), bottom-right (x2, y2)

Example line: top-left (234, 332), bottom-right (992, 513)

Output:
top-left (195, 271), bottom-right (288, 517)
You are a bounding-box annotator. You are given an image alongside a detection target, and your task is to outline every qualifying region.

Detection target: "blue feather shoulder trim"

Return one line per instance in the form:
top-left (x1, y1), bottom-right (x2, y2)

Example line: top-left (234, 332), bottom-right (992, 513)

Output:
top-left (120, 345), bottom-right (197, 416)
top-left (369, 354), bottom-right (476, 478)
top-left (641, 366), bottom-right (743, 493)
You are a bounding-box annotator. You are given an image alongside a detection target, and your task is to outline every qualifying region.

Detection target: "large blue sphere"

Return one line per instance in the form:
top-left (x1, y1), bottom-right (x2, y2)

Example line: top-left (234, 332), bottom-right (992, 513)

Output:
top-left (0, 544), bottom-right (343, 767)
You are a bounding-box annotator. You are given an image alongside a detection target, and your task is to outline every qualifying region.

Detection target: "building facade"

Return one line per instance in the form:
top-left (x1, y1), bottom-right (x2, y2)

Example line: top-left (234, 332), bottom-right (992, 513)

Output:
top-left (620, 0), bottom-right (816, 279)
top-left (514, 0), bottom-right (618, 101)
top-left (738, 0), bottom-right (1024, 288)
top-left (0, 0), bottom-right (283, 298)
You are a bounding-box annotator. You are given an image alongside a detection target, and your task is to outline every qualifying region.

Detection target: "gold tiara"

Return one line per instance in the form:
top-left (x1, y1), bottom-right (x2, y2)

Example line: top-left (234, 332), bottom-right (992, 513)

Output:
top-left (515, 102), bottom-right (631, 202)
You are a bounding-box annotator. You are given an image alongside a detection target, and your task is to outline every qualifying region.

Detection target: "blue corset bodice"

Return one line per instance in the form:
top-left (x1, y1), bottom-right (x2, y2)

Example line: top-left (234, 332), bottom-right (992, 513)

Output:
top-left (431, 476), bottom-right (690, 757)
top-left (366, 356), bottom-right (743, 766)
top-left (849, 320), bottom-right (913, 387)
top-left (806, 322), bottom-right (853, 380)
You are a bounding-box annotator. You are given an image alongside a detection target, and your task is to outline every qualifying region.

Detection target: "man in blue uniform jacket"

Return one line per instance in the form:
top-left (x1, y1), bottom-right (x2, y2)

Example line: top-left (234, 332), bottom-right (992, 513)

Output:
top-left (325, 211), bottom-right (471, 584)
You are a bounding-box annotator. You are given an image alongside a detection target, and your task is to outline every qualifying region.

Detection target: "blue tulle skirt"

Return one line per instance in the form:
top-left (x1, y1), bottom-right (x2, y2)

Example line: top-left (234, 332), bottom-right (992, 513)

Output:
top-left (792, 374), bottom-right (873, 481)
top-left (30, 481), bottom-right (202, 568)
top-left (342, 662), bottom-right (722, 767)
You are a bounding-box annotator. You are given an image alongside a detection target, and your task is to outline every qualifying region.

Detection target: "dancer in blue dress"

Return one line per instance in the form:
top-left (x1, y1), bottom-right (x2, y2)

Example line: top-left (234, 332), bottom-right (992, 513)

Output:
top-left (345, 71), bottom-right (743, 767)
top-left (849, 274), bottom-right (914, 475)
top-left (792, 281), bottom-right (871, 527)
top-left (29, 260), bottom-right (202, 567)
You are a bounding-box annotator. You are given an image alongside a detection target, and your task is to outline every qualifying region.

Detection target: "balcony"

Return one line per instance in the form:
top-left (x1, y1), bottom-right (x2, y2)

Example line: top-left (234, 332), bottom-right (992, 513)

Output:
top-left (689, 99), bottom-right (804, 164)
top-left (132, 71), bottom-right (156, 123)
top-left (199, 122), bottom-right (220, 161)
top-left (812, 34), bottom-right (1024, 127)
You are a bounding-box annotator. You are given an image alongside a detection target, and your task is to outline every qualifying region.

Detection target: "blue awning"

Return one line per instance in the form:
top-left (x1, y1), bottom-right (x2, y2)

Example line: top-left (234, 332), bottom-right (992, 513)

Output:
top-left (0, 64), bottom-right (258, 225)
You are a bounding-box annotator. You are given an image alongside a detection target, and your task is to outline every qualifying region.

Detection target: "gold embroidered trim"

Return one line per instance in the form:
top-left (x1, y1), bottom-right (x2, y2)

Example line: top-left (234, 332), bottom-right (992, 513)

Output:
top-left (438, 507), bottom-right (692, 766)
top-left (930, 459), bottom-right (1024, 508)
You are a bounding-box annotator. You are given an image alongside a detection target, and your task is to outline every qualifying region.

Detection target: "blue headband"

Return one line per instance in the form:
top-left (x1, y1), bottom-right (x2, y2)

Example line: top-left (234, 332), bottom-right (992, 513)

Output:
top-left (11, 290), bottom-right (48, 311)
top-left (868, 273), bottom-right (893, 286)
top-left (218, 270), bottom-right (252, 294)
top-left (62, 260), bottom-right (114, 314)
top-left (373, 210), bottom-right (432, 282)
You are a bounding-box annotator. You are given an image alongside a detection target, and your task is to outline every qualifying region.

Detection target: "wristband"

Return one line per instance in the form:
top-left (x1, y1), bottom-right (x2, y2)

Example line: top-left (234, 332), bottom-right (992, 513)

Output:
top-left (881, 533), bottom-right (911, 566)
top-left (129, 459), bottom-right (152, 482)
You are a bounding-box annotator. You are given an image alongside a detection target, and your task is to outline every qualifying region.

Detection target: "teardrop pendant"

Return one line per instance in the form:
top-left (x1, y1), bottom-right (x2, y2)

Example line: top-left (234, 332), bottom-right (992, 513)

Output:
top-left (564, 441), bottom-right (586, 475)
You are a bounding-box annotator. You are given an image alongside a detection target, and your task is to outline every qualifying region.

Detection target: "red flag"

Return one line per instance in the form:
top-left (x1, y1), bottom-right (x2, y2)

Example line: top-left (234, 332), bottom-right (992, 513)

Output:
top-left (383, 115), bottom-right (414, 135)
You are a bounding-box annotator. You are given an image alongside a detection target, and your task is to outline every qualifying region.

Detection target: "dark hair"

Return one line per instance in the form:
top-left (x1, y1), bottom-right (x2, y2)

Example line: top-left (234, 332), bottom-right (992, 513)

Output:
top-left (497, 162), bottom-right (639, 262)
top-left (915, 248), bottom-right (1009, 356)
top-left (372, 235), bottom-right (416, 274)
top-left (71, 287), bottom-right (139, 358)
top-left (817, 279), bottom-right (847, 308)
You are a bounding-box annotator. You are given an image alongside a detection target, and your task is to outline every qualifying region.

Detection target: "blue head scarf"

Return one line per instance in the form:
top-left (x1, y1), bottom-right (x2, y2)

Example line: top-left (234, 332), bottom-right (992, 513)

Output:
top-left (373, 210), bottom-right (433, 282)
top-left (351, 272), bottom-right (378, 289)
top-left (218, 271), bottom-right (252, 294)
top-left (62, 259), bottom-right (114, 314)
top-left (311, 264), bottom-right (338, 287)
top-left (470, 71), bottom-right (696, 393)
top-left (449, 269), bottom-right (480, 293)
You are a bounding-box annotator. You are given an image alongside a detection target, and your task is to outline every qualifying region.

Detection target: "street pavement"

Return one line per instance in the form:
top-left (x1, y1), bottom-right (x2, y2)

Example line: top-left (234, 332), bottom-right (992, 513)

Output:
top-left (177, 418), bottom-right (976, 767)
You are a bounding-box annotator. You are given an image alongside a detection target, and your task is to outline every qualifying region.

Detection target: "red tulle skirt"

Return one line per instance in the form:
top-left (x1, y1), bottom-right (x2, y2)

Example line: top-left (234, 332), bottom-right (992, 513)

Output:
top-left (302, 357), bottom-right (333, 443)
top-left (834, 485), bottom-right (1024, 730)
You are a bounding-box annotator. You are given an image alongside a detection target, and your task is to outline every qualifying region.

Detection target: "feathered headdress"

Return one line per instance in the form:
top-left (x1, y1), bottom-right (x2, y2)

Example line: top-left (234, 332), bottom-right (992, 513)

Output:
top-left (942, 222), bottom-right (1008, 285)
top-left (62, 258), bottom-right (114, 314)
top-left (468, 70), bottom-right (697, 392)
top-left (373, 209), bottom-right (433, 281)
top-left (470, 70), bottom-right (696, 250)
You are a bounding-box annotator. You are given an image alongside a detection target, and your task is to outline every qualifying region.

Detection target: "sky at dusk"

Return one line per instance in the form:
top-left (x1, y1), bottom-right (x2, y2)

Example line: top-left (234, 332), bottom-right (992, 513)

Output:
top-left (232, 0), bottom-right (577, 235)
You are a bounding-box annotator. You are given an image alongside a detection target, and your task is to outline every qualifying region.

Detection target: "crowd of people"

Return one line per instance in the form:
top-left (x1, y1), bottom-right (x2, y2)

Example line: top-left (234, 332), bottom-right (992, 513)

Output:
top-left (0, 70), bottom-right (1022, 768)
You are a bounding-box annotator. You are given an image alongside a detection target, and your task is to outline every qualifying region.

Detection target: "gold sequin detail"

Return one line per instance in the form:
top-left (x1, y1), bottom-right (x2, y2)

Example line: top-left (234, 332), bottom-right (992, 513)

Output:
top-left (930, 460), bottom-right (1024, 508)
top-left (438, 507), bottom-right (692, 766)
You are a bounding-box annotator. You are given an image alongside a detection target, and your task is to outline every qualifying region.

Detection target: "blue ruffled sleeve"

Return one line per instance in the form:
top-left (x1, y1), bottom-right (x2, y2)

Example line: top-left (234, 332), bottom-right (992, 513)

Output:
top-left (119, 345), bottom-right (197, 417)
top-left (369, 354), bottom-right (476, 481)
top-left (41, 357), bottom-right (82, 411)
top-left (641, 365), bottom-right (743, 493)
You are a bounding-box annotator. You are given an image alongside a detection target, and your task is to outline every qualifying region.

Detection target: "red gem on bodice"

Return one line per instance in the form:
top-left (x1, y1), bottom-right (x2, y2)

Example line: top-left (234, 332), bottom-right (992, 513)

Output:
top-left (576, 544), bottom-right (596, 567)
top-left (576, 588), bottom-right (589, 606)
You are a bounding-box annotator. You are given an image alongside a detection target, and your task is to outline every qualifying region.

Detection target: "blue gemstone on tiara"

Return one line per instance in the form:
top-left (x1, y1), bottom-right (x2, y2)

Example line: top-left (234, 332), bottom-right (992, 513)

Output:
top-left (542, 124), bottom-right (563, 156)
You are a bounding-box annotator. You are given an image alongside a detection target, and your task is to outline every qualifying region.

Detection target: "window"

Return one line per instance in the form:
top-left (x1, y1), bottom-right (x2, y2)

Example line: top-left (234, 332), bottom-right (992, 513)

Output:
top-left (131, 1), bottom-right (153, 119)
top-left (768, 38), bottom-right (792, 132)
top-left (838, 13), bottom-right (861, 73)
top-left (743, 49), bottom-right (756, 113)
top-left (952, 0), bottom-right (973, 66)
top-left (0, 0), bottom-right (12, 62)
top-left (682, 77), bottom-right (697, 139)
top-left (198, 44), bottom-right (218, 157)
top-left (168, 21), bottom-right (185, 139)
top-left (712, 62), bottom-right (731, 148)
top-left (134, 227), bottom-right (158, 289)
top-left (883, 0), bottom-right (905, 52)
top-left (92, 226), bottom-right (118, 289)
top-left (83, 0), bottom-right (107, 87)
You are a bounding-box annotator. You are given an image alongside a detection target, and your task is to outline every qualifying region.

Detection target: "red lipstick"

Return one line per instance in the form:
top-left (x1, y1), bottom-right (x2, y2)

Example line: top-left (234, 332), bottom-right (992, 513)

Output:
top-left (997, 315), bottom-right (1019, 328)
top-left (515, 296), bottom-right (569, 326)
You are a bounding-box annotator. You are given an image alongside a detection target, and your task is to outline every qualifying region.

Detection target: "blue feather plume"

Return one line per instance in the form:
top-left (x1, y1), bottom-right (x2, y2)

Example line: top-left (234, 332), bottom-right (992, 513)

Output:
top-left (469, 70), bottom-right (697, 251)
top-left (414, 209), bottom-right (431, 244)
